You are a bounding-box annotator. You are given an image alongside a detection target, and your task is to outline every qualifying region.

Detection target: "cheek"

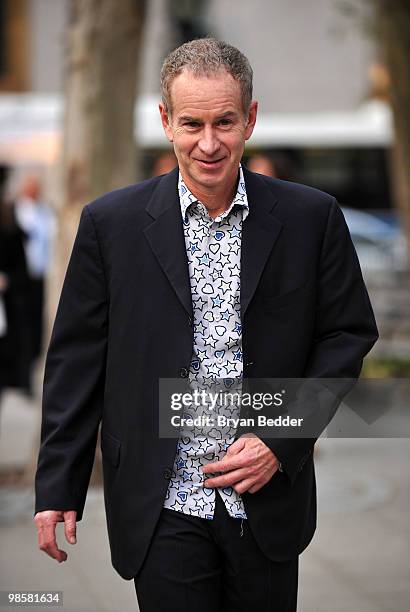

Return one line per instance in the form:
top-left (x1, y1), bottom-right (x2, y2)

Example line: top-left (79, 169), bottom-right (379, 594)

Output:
top-left (223, 131), bottom-right (246, 155)
top-left (173, 133), bottom-right (195, 155)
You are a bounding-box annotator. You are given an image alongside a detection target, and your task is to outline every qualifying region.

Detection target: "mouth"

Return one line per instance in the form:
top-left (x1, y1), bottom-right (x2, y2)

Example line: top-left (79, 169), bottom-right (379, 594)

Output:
top-left (194, 157), bottom-right (226, 170)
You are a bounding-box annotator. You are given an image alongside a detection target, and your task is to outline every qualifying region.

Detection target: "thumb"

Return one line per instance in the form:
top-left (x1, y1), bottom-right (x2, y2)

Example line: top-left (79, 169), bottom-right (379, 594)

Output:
top-left (63, 510), bottom-right (77, 545)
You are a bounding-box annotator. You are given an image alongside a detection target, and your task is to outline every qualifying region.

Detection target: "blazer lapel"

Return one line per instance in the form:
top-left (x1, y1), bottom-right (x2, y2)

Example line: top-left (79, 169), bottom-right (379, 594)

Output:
top-left (241, 168), bottom-right (283, 317)
top-left (143, 166), bottom-right (282, 319)
top-left (144, 169), bottom-right (193, 317)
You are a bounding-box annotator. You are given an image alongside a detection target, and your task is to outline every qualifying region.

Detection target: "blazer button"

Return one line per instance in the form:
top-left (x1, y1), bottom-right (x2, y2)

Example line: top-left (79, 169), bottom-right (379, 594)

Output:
top-left (179, 367), bottom-right (189, 378)
top-left (163, 468), bottom-right (172, 480)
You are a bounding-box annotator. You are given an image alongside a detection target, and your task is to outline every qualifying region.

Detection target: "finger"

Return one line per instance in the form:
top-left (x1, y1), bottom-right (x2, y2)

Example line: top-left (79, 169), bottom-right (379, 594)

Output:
top-left (204, 467), bottom-right (249, 488)
top-left (203, 455), bottom-right (244, 474)
top-left (38, 525), bottom-right (67, 563)
top-left (226, 437), bottom-right (246, 456)
top-left (233, 477), bottom-right (259, 495)
top-left (248, 481), bottom-right (265, 494)
top-left (63, 511), bottom-right (77, 545)
top-left (240, 464), bottom-right (278, 494)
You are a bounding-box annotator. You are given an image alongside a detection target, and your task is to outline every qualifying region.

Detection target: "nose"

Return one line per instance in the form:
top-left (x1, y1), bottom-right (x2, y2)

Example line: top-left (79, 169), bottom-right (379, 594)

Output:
top-left (198, 126), bottom-right (221, 157)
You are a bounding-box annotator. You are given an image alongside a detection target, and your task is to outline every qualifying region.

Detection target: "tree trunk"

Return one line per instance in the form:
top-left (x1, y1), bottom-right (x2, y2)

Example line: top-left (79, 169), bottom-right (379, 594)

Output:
top-left (53, 0), bottom-right (146, 303)
top-left (26, 0), bottom-right (146, 487)
top-left (372, 0), bottom-right (410, 264)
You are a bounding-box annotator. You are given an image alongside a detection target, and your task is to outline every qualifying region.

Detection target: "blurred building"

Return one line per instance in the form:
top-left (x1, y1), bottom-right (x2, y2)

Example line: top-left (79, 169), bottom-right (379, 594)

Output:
top-left (0, 0), bottom-right (393, 209)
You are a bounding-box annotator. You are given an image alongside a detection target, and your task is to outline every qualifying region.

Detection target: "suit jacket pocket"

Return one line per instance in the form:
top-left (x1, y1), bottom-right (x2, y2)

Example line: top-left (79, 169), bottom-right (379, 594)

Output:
top-left (263, 279), bottom-right (314, 311)
top-left (101, 431), bottom-right (121, 468)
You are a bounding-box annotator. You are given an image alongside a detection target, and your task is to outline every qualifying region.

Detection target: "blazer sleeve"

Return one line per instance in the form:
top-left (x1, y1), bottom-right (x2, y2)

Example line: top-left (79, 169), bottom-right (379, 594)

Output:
top-left (264, 198), bottom-right (379, 483)
top-left (35, 205), bottom-right (108, 520)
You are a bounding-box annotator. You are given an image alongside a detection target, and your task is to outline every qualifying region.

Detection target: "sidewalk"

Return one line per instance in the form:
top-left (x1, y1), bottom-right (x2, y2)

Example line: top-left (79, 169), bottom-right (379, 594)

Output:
top-left (1, 391), bottom-right (409, 612)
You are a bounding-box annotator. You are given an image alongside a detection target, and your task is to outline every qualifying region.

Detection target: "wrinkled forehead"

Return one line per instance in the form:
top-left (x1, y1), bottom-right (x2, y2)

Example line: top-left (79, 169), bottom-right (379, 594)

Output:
top-left (168, 68), bottom-right (243, 116)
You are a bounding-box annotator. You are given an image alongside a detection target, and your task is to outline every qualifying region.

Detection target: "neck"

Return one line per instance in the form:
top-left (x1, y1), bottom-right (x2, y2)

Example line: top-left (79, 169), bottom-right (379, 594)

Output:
top-left (181, 170), bottom-right (239, 219)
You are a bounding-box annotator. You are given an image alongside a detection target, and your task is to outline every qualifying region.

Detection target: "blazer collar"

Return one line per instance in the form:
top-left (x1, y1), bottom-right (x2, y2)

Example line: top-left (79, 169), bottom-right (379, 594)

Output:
top-left (144, 168), bottom-right (193, 316)
top-left (240, 167), bottom-right (283, 316)
top-left (143, 166), bottom-right (283, 318)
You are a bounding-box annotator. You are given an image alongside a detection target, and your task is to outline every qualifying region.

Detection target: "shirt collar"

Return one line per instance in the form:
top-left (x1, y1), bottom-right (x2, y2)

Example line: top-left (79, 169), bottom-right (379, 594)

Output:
top-left (178, 165), bottom-right (249, 223)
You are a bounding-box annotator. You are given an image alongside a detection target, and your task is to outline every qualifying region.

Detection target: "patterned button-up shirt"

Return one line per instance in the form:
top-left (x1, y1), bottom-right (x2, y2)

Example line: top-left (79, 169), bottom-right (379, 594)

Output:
top-left (163, 166), bottom-right (249, 520)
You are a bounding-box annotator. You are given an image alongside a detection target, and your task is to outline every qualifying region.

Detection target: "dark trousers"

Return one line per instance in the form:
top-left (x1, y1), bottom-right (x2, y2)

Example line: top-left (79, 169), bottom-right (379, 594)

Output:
top-left (134, 492), bottom-right (298, 612)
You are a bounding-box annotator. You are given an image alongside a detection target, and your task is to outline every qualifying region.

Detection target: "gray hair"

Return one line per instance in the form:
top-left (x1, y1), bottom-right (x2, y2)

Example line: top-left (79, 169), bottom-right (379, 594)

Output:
top-left (160, 38), bottom-right (253, 115)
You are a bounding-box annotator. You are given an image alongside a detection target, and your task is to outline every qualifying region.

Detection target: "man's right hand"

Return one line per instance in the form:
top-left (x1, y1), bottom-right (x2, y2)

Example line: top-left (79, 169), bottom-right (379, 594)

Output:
top-left (34, 510), bottom-right (77, 563)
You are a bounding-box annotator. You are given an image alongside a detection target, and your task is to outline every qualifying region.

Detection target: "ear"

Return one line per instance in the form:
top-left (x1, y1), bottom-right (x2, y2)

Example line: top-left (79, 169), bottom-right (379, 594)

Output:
top-left (244, 100), bottom-right (258, 141)
top-left (159, 102), bottom-right (174, 142)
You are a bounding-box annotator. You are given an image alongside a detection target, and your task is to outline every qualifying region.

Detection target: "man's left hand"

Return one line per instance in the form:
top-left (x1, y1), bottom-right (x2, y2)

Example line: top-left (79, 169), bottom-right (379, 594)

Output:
top-left (202, 434), bottom-right (279, 494)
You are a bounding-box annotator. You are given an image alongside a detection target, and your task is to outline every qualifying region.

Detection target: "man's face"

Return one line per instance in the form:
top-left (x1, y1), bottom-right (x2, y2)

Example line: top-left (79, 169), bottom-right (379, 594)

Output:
top-left (159, 69), bottom-right (257, 195)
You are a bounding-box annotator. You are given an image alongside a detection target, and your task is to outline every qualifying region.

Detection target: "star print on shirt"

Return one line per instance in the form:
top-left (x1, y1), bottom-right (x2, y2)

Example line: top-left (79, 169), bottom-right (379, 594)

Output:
top-left (189, 241), bottom-right (201, 255)
top-left (182, 446), bottom-right (197, 459)
top-left (233, 347), bottom-right (243, 361)
top-left (206, 362), bottom-right (221, 376)
top-left (198, 438), bottom-right (213, 453)
top-left (192, 296), bottom-right (207, 310)
top-left (228, 264), bottom-right (240, 278)
top-left (192, 226), bottom-right (208, 241)
top-left (210, 269), bottom-right (223, 281)
top-left (220, 309), bottom-right (233, 322)
top-left (228, 242), bottom-right (240, 255)
top-left (196, 348), bottom-right (208, 361)
top-left (229, 226), bottom-right (241, 239)
top-left (190, 456), bottom-right (203, 469)
top-left (192, 268), bottom-right (205, 282)
top-left (194, 321), bottom-right (206, 336)
top-left (197, 253), bottom-right (211, 267)
top-left (194, 497), bottom-right (207, 511)
top-left (219, 277), bottom-right (232, 290)
top-left (182, 470), bottom-right (194, 482)
top-left (164, 167), bottom-right (248, 521)
top-left (218, 440), bottom-right (231, 452)
top-left (217, 252), bottom-right (231, 267)
top-left (170, 500), bottom-right (185, 512)
top-left (211, 295), bottom-right (224, 307)
top-left (227, 294), bottom-right (238, 307)
top-left (204, 335), bottom-right (218, 348)
top-left (176, 457), bottom-right (187, 470)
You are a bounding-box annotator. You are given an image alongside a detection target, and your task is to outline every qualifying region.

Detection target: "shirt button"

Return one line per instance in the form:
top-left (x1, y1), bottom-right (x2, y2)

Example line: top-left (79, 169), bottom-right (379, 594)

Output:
top-left (215, 314), bottom-right (222, 322)
top-left (217, 358), bottom-right (223, 364)
top-left (179, 368), bottom-right (189, 378)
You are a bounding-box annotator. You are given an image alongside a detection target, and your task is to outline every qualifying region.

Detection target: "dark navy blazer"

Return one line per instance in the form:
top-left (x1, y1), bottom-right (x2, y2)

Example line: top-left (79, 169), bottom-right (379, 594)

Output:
top-left (35, 167), bottom-right (378, 579)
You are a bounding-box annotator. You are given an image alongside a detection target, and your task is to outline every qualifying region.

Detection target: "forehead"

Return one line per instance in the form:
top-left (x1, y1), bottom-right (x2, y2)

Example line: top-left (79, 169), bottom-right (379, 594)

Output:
top-left (169, 68), bottom-right (243, 116)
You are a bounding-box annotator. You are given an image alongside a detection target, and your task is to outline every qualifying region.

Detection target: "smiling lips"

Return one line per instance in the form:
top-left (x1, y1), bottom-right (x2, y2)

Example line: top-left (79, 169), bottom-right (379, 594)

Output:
top-left (195, 157), bottom-right (225, 167)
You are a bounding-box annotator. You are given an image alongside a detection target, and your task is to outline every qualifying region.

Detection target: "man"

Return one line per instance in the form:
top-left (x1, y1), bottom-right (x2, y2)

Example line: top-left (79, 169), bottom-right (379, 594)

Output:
top-left (14, 175), bottom-right (55, 360)
top-left (34, 39), bottom-right (378, 611)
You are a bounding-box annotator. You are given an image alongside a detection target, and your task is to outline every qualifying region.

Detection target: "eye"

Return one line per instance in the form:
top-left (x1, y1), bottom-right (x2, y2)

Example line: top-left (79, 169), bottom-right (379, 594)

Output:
top-left (184, 121), bottom-right (200, 128)
top-left (218, 119), bottom-right (232, 126)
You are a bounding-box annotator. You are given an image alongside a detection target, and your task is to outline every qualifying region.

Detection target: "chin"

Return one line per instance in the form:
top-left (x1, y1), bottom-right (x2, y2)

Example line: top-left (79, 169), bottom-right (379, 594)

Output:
top-left (197, 174), bottom-right (225, 188)
top-left (196, 167), bottom-right (227, 181)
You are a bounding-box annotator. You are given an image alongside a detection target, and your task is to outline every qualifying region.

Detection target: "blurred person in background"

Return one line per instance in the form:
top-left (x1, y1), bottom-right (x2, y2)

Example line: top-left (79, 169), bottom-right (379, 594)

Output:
top-left (14, 175), bottom-right (55, 361)
top-left (34, 39), bottom-right (378, 612)
top-left (247, 153), bottom-right (277, 177)
top-left (151, 150), bottom-right (178, 176)
top-left (0, 166), bottom-right (32, 407)
top-left (247, 152), bottom-right (296, 181)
